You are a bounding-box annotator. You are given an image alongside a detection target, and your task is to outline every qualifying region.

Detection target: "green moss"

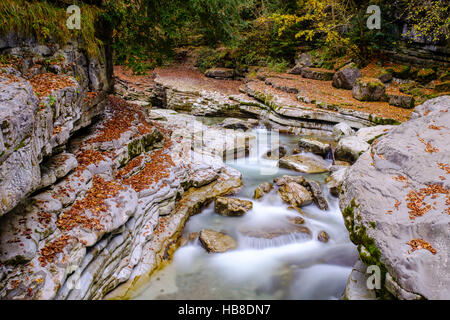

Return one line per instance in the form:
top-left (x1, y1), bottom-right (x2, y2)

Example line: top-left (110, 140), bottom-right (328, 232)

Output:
top-left (367, 133), bottom-right (386, 145)
top-left (0, 0), bottom-right (104, 57)
top-left (14, 138), bottom-right (27, 151)
top-left (369, 221), bottom-right (377, 228)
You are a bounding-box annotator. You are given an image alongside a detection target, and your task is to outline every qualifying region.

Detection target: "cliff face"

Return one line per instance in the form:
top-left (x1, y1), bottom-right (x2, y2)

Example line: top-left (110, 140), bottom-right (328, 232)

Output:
top-left (0, 24), bottom-right (247, 299)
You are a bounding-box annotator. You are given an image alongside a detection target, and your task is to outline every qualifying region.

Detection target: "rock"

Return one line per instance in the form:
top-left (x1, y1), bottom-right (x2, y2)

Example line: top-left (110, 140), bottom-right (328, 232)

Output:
top-left (189, 232), bottom-right (199, 241)
top-left (332, 122), bottom-right (355, 142)
top-left (264, 146), bottom-right (287, 160)
top-left (278, 182), bottom-right (313, 208)
top-left (274, 175), bottom-right (306, 186)
top-left (253, 182), bottom-right (273, 199)
top-left (335, 136), bottom-right (370, 163)
top-left (303, 180), bottom-right (329, 210)
top-left (332, 64), bottom-right (362, 90)
top-left (296, 52), bottom-right (313, 68)
top-left (343, 259), bottom-right (377, 300)
top-left (326, 168), bottom-right (348, 197)
top-left (352, 78), bottom-right (386, 101)
top-left (220, 118), bottom-right (252, 131)
top-left (317, 231), bottom-right (329, 243)
top-left (378, 72), bottom-right (393, 83)
top-left (298, 138), bottom-right (331, 157)
top-left (214, 197), bottom-right (253, 216)
top-left (199, 229), bottom-right (237, 253)
top-left (287, 216), bottom-right (305, 225)
top-left (39, 153), bottom-right (78, 189)
top-left (355, 125), bottom-right (394, 144)
top-left (339, 96), bottom-right (450, 299)
top-left (434, 81), bottom-right (450, 92)
top-left (287, 64), bottom-right (304, 75)
top-left (416, 68), bottom-right (437, 83)
top-left (278, 154), bottom-right (330, 174)
top-left (386, 65), bottom-right (411, 79)
top-left (205, 68), bottom-right (235, 79)
top-left (301, 67), bottom-right (334, 81)
top-left (388, 94), bottom-right (415, 109)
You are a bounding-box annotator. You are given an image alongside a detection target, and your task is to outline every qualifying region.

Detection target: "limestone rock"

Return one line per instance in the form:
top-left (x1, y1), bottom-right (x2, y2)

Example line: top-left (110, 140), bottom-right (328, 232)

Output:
top-left (335, 136), bottom-right (370, 163)
top-left (339, 96), bottom-right (450, 299)
top-left (326, 168), bottom-right (348, 197)
top-left (388, 94), bottom-right (415, 109)
top-left (253, 182), bottom-right (273, 199)
top-left (317, 231), bottom-right (329, 243)
top-left (332, 64), bottom-right (362, 90)
top-left (301, 68), bottom-right (334, 81)
top-left (352, 78), bottom-right (386, 101)
top-left (278, 154), bottom-right (330, 174)
top-left (278, 182), bottom-right (313, 208)
top-left (205, 68), bottom-right (235, 79)
top-left (274, 175), bottom-right (306, 186)
top-left (343, 259), bottom-right (377, 300)
top-left (214, 197), bottom-right (253, 216)
top-left (302, 180), bottom-right (329, 210)
top-left (199, 229), bottom-right (237, 253)
top-left (298, 138), bottom-right (331, 157)
top-left (332, 122), bottom-right (355, 142)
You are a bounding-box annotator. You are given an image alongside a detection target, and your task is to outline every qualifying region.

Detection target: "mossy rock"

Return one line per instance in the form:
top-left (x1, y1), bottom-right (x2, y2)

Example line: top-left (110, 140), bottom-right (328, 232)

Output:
top-left (386, 65), bottom-right (411, 79)
top-left (434, 81), bottom-right (450, 93)
top-left (416, 68), bottom-right (437, 83)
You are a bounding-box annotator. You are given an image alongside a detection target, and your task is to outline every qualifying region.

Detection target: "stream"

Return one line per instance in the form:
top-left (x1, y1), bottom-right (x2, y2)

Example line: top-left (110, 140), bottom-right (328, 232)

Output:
top-left (132, 124), bottom-right (358, 300)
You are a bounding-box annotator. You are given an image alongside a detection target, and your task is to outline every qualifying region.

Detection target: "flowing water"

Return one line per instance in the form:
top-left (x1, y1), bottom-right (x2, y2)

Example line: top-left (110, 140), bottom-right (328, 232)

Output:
top-left (133, 126), bottom-right (358, 300)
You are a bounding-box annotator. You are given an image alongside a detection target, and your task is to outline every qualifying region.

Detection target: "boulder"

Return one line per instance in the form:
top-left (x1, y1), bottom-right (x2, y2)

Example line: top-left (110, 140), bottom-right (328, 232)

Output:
top-left (317, 231), bottom-right (329, 243)
top-left (278, 182), bottom-right (313, 208)
top-left (352, 78), bottom-right (386, 101)
top-left (274, 175), bottom-right (306, 186)
top-left (199, 229), bottom-right (237, 253)
top-left (332, 122), bottom-right (355, 142)
top-left (378, 72), bottom-right (393, 84)
top-left (302, 180), bottom-right (329, 210)
top-left (301, 67), bottom-right (334, 81)
top-left (288, 53), bottom-right (313, 74)
top-left (339, 96), bottom-right (450, 299)
top-left (287, 216), bottom-right (305, 225)
top-left (386, 65), bottom-right (411, 79)
top-left (388, 94), bottom-right (415, 109)
top-left (335, 136), bottom-right (370, 163)
top-left (214, 197), bottom-right (253, 216)
top-left (278, 154), bottom-right (330, 174)
top-left (205, 68), bottom-right (235, 79)
top-left (332, 64), bottom-right (362, 90)
top-left (416, 68), bottom-right (437, 83)
top-left (253, 182), bottom-right (273, 199)
top-left (298, 138), bottom-right (332, 157)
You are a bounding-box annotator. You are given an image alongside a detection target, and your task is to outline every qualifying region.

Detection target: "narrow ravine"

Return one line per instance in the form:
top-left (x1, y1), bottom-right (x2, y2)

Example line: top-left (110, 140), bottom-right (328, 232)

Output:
top-left (130, 125), bottom-right (358, 300)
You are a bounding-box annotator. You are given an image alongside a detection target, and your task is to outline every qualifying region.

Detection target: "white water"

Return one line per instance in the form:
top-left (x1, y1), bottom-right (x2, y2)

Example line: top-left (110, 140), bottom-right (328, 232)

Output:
top-left (134, 128), bottom-right (358, 300)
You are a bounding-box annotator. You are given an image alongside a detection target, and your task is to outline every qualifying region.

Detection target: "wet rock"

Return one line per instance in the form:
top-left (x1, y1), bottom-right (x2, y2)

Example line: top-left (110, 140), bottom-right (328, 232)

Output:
top-left (339, 96), bottom-right (450, 299)
top-left (253, 182), bottom-right (273, 200)
top-left (317, 231), bottom-right (330, 243)
top-left (199, 229), bottom-right (237, 253)
top-left (214, 197), bottom-right (253, 216)
top-left (264, 146), bottom-right (287, 160)
top-left (332, 122), bottom-right (355, 142)
top-left (274, 175), bottom-right (306, 186)
top-left (205, 68), bottom-right (235, 79)
top-left (287, 216), bottom-right (305, 225)
top-left (278, 154), bottom-right (330, 174)
top-left (278, 182), bottom-right (313, 208)
top-left (332, 64), bottom-right (362, 90)
top-left (298, 138), bottom-right (331, 157)
top-left (388, 94), bottom-right (415, 109)
top-left (352, 78), bottom-right (386, 101)
top-left (303, 180), bottom-right (329, 210)
top-left (301, 68), bottom-right (334, 81)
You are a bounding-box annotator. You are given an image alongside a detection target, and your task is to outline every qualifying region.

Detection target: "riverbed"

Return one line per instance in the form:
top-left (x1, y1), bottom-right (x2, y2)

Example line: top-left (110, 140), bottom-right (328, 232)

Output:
top-left (132, 126), bottom-right (358, 300)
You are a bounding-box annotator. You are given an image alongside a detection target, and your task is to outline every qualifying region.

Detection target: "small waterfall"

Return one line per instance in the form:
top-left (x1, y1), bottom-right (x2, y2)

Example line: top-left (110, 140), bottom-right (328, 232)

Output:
top-left (239, 233), bottom-right (312, 250)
